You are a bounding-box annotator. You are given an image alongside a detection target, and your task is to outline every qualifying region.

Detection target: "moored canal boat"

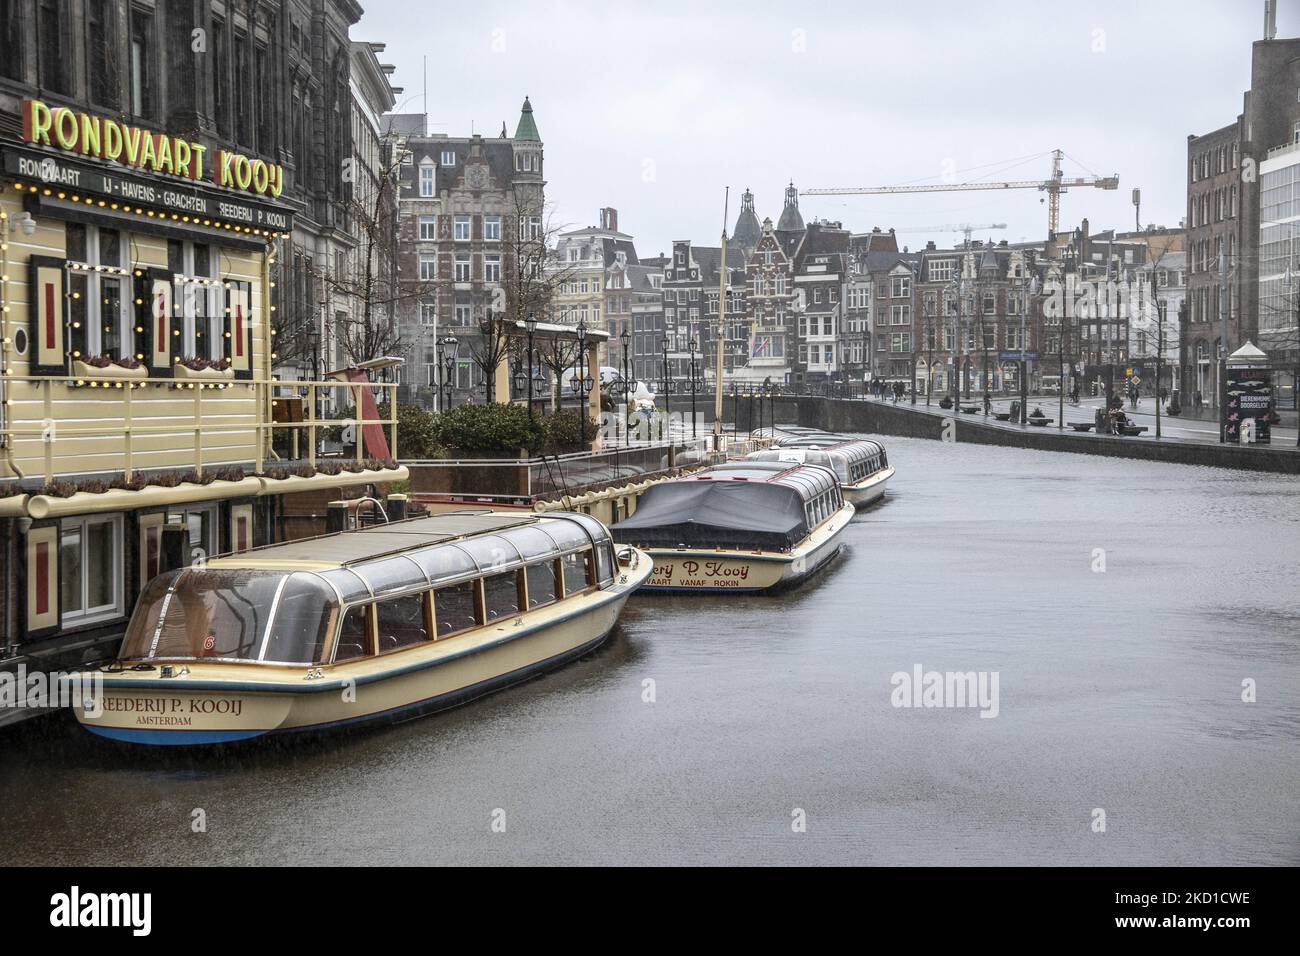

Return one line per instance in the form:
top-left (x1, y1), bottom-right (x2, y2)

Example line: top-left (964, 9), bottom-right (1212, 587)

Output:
top-left (746, 439), bottom-right (893, 508)
top-left (73, 511), bottom-right (651, 746)
top-left (609, 461), bottom-right (852, 593)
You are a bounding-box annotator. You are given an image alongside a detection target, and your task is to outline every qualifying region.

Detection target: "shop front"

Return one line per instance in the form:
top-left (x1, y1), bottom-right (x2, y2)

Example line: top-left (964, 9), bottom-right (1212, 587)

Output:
top-left (0, 100), bottom-right (402, 673)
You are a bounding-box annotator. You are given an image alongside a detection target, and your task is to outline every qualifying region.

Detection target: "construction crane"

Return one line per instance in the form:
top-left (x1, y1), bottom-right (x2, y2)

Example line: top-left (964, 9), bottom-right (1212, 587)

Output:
top-left (896, 223), bottom-right (1007, 248)
top-left (804, 150), bottom-right (1119, 235)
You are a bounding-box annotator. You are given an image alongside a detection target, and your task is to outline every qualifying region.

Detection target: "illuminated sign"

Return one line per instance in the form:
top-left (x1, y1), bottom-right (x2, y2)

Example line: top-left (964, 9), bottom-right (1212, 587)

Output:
top-left (4, 146), bottom-right (293, 233)
top-left (21, 99), bottom-right (284, 199)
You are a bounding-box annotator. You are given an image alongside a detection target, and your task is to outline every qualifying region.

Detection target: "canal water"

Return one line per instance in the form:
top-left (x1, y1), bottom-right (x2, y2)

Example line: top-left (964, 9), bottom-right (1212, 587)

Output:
top-left (2, 436), bottom-right (1297, 866)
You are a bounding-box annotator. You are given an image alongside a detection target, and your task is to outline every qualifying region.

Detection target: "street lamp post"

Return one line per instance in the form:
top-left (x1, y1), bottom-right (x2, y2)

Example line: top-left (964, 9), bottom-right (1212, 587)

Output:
top-left (572, 319), bottom-right (591, 447)
top-left (688, 337), bottom-right (699, 439)
top-left (438, 336), bottom-right (458, 411)
top-left (524, 312), bottom-right (538, 426)
top-left (620, 328), bottom-right (631, 448)
top-left (659, 337), bottom-right (674, 427)
top-left (1019, 275), bottom-right (1033, 425)
top-left (1287, 261), bottom-right (1300, 447)
top-left (759, 377), bottom-right (769, 437)
top-left (1155, 297), bottom-right (1165, 440)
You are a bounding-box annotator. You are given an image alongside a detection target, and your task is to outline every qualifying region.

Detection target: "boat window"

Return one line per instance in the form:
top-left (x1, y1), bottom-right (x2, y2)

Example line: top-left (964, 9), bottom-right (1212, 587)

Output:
top-left (459, 534), bottom-right (523, 575)
top-left (434, 581), bottom-right (479, 638)
top-left (264, 573), bottom-right (337, 663)
top-left (334, 604), bottom-right (372, 662)
top-left (593, 541), bottom-right (614, 585)
top-left (376, 593), bottom-right (430, 653)
top-left (355, 556), bottom-right (426, 595)
top-left (119, 574), bottom-right (172, 659)
top-left (562, 549), bottom-right (593, 595)
top-left (410, 543), bottom-right (478, 587)
top-left (538, 519), bottom-right (590, 554)
top-left (505, 525), bottom-right (562, 562)
top-left (559, 512), bottom-right (611, 547)
top-left (483, 571), bottom-right (523, 622)
top-left (318, 567), bottom-right (371, 604)
top-left (118, 569), bottom-right (282, 662)
top-left (526, 561), bottom-right (559, 609)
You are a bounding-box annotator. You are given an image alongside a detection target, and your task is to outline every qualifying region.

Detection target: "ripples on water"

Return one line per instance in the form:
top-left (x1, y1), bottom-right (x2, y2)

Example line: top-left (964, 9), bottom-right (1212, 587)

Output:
top-left (1, 438), bottom-right (1296, 866)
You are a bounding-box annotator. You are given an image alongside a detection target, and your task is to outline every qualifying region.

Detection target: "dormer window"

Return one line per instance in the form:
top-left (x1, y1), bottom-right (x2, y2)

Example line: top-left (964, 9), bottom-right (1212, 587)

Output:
top-left (441, 150), bottom-right (456, 166)
top-left (418, 163), bottom-right (435, 197)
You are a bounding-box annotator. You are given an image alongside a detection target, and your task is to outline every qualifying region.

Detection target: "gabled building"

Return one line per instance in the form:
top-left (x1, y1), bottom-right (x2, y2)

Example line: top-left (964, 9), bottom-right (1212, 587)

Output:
top-left (390, 98), bottom-right (545, 407)
top-left (791, 221), bottom-right (850, 387)
top-left (738, 217), bottom-right (797, 385)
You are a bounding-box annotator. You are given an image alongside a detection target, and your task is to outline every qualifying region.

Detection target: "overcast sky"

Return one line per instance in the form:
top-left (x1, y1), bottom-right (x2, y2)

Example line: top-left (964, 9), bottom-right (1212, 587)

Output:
top-left (358, 0), bottom-right (1296, 255)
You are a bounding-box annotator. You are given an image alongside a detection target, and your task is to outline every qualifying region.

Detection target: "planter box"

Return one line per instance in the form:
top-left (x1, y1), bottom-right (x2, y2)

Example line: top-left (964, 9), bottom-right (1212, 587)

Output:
top-left (73, 359), bottom-right (148, 381)
top-left (256, 466), bottom-right (409, 496)
top-left (173, 364), bottom-right (235, 382)
top-left (24, 476), bottom-right (263, 519)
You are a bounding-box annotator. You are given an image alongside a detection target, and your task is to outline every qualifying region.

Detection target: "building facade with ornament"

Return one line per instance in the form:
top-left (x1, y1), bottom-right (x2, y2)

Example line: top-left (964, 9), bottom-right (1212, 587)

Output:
top-left (0, 0), bottom-right (408, 685)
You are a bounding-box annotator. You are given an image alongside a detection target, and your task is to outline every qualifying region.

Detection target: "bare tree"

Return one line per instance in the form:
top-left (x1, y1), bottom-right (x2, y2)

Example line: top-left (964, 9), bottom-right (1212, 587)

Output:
top-left (305, 143), bottom-right (435, 373)
top-left (468, 195), bottom-right (583, 405)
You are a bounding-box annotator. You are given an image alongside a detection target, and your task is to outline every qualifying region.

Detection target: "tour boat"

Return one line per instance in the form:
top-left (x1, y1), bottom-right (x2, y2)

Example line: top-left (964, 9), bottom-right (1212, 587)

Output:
top-left (609, 461), bottom-right (853, 593)
top-left (73, 511), bottom-right (651, 746)
top-left (747, 439), bottom-right (893, 508)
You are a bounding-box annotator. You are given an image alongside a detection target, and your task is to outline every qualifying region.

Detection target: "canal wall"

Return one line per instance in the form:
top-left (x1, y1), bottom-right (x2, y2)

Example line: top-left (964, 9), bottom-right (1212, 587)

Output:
top-left (788, 397), bottom-right (1300, 475)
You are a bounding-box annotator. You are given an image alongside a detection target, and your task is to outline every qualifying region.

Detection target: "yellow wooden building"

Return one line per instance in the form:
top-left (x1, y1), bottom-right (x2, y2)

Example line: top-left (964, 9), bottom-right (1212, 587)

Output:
top-left (0, 99), bottom-right (406, 669)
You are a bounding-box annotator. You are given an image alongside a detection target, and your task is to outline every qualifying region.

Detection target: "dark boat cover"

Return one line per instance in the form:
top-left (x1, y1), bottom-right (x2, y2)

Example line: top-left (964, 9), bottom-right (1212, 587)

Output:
top-left (611, 463), bottom-right (837, 551)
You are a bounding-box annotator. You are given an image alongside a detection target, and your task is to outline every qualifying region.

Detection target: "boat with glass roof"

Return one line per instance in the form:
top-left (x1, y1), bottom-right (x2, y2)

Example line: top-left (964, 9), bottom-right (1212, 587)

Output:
top-left (73, 511), bottom-right (651, 745)
top-left (609, 461), bottom-right (852, 592)
top-left (747, 438), bottom-right (892, 508)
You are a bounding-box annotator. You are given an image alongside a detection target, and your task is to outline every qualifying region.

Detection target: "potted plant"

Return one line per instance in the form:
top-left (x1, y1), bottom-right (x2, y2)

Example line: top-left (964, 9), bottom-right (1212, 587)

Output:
top-left (72, 353), bottom-right (148, 381)
top-left (174, 355), bottom-right (235, 382)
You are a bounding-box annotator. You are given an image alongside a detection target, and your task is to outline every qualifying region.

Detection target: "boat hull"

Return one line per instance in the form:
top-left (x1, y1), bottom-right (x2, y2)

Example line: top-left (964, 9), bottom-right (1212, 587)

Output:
top-left (74, 553), bottom-right (653, 746)
top-left (843, 466), bottom-right (893, 508)
top-left (639, 503), bottom-right (853, 593)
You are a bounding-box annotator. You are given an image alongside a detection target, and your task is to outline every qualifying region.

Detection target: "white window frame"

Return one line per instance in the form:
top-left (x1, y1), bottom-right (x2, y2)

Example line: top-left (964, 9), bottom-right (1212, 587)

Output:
top-left (418, 216), bottom-right (437, 240)
top-left (484, 254), bottom-right (501, 283)
top-left (454, 252), bottom-right (471, 282)
top-left (172, 241), bottom-right (221, 360)
top-left (419, 164), bottom-right (435, 198)
top-left (484, 216), bottom-right (501, 241)
top-left (454, 216), bottom-right (471, 242)
top-left (60, 513), bottom-right (124, 626)
top-left (67, 224), bottom-right (132, 360)
top-left (441, 150), bottom-right (456, 166)
top-left (419, 255), bottom-right (436, 281)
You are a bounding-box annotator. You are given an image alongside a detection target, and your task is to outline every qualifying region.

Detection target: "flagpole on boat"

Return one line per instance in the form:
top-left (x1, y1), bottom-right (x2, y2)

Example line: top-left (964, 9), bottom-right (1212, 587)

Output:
top-left (713, 187), bottom-right (729, 456)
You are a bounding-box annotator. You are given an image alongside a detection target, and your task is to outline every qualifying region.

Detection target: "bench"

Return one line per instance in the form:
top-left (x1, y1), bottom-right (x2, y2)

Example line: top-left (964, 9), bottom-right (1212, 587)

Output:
top-left (1118, 425), bottom-right (1148, 436)
top-left (960, 405), bottom-right (979, 414)
top-left (1069, 422), bottom-right (1094, 432)
top-left (994, 412), bottom-right (1012, 421)
top-left (1027, 417), bottom-right (1053, 426)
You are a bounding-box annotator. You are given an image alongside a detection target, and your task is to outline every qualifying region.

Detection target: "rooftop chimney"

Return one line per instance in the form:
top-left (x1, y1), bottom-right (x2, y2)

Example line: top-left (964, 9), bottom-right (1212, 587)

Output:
top-left (1265, 0), bottom-right (1277, 40)
top-left (600, 207), bottom-right (619, 232)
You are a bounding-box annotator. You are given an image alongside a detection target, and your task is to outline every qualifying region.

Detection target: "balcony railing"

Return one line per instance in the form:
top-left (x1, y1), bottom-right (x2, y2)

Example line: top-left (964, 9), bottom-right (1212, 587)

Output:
top-left (0, 374), bottom-right (399, 485)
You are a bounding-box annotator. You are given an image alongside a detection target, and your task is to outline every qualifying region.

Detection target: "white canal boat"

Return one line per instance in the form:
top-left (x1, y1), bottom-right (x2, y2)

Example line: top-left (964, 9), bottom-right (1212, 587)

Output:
top-left (748, 438), bottom-right (893, 508)
top-left (73, 511), bottom-right (651, 746)
top-left (610, 461), bottom-right (852, 593)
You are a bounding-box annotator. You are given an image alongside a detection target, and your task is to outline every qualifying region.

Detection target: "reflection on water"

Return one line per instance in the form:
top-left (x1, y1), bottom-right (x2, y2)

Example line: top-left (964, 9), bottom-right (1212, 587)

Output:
top-left (2, 438), bottom-right (1297, 866)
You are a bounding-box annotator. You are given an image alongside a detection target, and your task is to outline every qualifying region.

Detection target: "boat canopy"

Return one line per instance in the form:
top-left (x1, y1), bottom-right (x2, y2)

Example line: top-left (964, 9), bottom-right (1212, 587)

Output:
top-left (748, 439), bottom-right (887, 483)
top-left (772, 433), bottom-right (852, 447)
top-left (610, 461), bottom-right (840, 552)
top-left (116, 511), bottom-right (615, 666)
